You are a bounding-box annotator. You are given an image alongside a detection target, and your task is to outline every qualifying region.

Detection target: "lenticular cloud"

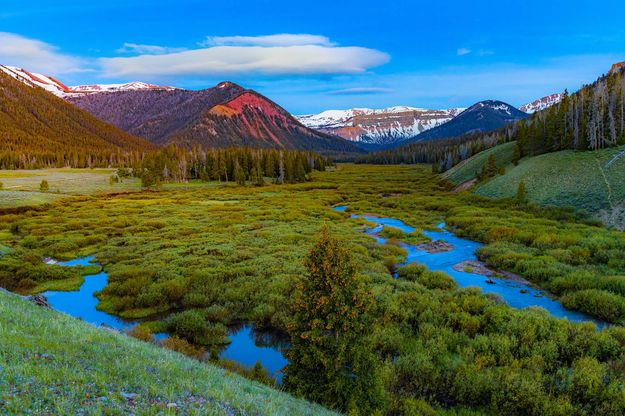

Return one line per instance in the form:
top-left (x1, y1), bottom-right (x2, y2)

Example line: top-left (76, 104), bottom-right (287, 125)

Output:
top-left (99, 35), bottom-right (389, 77)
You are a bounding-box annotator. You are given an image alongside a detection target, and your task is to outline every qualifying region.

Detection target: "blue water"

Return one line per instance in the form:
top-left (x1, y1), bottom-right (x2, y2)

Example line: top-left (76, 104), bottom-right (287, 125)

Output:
top-left (221, 325), bottom-right (289, 381)
top-left (44, 256), bottom-right (132, 330)
top-left (334, 205), bottom-right (605, 326)
top-left (42, 257), bottom-right (288, 378)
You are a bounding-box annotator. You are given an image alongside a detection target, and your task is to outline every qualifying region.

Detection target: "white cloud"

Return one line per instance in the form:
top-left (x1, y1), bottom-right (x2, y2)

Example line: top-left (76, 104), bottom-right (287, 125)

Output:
top-left (200, 34), bottom-right (334, 47)
top-left (457, 48), bottom-right (471, 56)
top-left (116, 42), bottom-right (186, 55)
top-left (99, 44), bottom-right (389, 78)
top-left (0, 32), bottom-right (86, 74)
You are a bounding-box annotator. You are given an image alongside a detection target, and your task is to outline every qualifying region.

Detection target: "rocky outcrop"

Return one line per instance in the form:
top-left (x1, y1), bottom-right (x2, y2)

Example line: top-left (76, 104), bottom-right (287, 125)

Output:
top-left (609, 61), bottom-right (625, 75)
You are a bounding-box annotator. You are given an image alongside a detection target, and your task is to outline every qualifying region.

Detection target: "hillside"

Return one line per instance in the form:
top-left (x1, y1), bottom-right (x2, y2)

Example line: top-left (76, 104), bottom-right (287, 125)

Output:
top-left (402, 100), bottom-right (528, 144)
top-left (444, 142), bottom-right (625, 229)
top-left (68, 82), bottom-right (363, 155)
top-left (443, 141), bottom-right (518, 185)
top-left (0, 290), bottom-right (335, 415)
top-left (0, 71), bottom-right (155, 169)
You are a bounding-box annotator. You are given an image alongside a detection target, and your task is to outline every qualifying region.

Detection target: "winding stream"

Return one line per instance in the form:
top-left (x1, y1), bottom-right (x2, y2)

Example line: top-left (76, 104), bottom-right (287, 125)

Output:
top-left (334, 205), bottom-right (605, 326)
top-left (42, 257), bottom-right (287, 379)
top-left (39, 206), bottom-right (604, 385)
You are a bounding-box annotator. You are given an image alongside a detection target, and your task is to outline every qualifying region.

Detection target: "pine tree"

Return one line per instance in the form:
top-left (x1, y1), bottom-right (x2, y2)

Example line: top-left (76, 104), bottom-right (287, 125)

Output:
top-left (284, 226), bottom-right (384, 414)
top-left (234, 162), bottom-right (246, 186)
top-left (516, 180), bottom-right (528, 204)
top-left (39, 180), bottom-right (49, 192)
top-left (512, 143), bottom-right (521, 165)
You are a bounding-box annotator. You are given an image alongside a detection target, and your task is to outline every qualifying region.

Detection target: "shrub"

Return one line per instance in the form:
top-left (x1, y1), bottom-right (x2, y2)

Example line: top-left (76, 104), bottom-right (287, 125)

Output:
top-left (398, 265), bottom-right (456, 290)
top-left (561, 289), bottom-right (625, 322)
top-left (127, 326), bottom-right (155, 343)
top-left (397, 263), bottom-right (427, 281)
top-left (419, 271), bottom-right (458, 291)
top-left (166, 310), bottom-right (208, 344)
top-left (161, 336), bottom-right (206, 360)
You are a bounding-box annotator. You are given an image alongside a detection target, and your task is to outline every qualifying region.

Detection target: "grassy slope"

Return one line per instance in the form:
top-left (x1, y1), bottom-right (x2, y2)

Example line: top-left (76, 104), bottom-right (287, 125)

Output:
top-left (444, 143), bottom-right (625, 228)
top-left (0, 290), bottom-right (335, 415)
top-left (443, 142), bottom-right (516, 185)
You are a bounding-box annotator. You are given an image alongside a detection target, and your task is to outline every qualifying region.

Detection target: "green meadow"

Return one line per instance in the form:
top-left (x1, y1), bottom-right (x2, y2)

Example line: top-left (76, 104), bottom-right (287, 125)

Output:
top-left (2, 164), bottom-right (625, 414)
top-left (444, 143), bottom-right (625, 230)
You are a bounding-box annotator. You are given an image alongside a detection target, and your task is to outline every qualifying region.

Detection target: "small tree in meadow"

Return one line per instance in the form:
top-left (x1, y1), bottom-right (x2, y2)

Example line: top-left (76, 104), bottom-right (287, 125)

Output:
top-left (39, 180), bottom-right (49, 193)
top-left (284, 226), bottom-right (384, 413)
top-left (516, 180), bottom-right (528, 204)
top-left (0, 181), bottom-right (3, 190)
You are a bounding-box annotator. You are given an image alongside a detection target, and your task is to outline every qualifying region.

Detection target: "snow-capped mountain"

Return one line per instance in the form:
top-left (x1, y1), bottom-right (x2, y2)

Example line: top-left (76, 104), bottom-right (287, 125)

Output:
top-left (0, 65), bottom-right (73, 95)
top-left (520, 93), bottom-right (564, 114)
top-left (402, 100), bottom-right (529, 144)
top-left (70, 82), bottom-right (176, 94)
top-left (0, 65), bottom-right (174, 97)
top-left (297, 106), bottom-right (465, 148)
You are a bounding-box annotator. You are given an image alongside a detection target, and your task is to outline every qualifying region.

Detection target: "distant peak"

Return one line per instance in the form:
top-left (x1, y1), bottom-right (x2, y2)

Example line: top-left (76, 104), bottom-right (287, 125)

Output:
top-left (520, 93), bottom-right (564, 114)
top-left (215, 81), bottom-right (244, 90)
top-left (468, 100), bottom-right (512, 111)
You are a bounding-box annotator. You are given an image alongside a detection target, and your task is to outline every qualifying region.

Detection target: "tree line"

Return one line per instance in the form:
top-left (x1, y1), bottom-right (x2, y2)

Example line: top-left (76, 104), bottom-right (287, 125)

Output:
top-left (358, 66), bottom-right (625, 172)
top-left (129, 146), bottom-right (330, 187)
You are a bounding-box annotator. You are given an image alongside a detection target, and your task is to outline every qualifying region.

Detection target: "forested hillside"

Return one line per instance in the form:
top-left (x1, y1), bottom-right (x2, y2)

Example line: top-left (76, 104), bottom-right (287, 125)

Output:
top-left (0, 71), bottom-right (155, 169)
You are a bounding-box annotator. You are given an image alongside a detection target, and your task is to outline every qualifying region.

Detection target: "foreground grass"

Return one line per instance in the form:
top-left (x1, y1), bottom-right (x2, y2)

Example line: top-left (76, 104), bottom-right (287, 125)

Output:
top-left (0, 290), bottom-right (336, 415)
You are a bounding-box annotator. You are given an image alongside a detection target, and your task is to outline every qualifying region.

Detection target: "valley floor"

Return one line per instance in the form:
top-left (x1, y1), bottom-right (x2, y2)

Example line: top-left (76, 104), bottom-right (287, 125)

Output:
top-left (2, 164), bottom-right (625, 414)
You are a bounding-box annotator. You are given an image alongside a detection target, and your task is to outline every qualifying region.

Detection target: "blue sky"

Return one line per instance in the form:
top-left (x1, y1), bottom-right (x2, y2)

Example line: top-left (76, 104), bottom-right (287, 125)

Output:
top-left (1, 0), bottom-right (625, 113)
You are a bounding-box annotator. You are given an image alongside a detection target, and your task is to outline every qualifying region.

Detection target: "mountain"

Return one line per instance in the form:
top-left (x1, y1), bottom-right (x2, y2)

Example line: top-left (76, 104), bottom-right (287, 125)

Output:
top-left (0, 69), bottom-right (154, 168)
top-left (400, 100), bottom-right (529, 144)
top-left (0, 65), bottom-right (174, 97)
top-left (68, 81), bottom-right (363, 155)
top-left (519, 93), bottom-right (564, 114)
top-left (69, 82), bottom-right (176, 95)
top-left (297, 106), bottom-right (464, 149)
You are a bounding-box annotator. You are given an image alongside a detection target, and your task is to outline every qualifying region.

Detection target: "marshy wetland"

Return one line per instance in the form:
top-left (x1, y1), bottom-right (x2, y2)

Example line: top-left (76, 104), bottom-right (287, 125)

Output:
top-left (3, 164), bottom-right (625, 414)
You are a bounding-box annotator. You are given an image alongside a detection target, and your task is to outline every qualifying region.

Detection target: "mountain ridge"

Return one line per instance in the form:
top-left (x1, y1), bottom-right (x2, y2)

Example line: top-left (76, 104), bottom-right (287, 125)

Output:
top-left (398, 100), bottom-right (529, 144)
top-left (68, 81), bottom-right (364, 155)
top-left (0, 65), bottom-right (174, 96)
top-left (297, 106), bottom-right (464, 148)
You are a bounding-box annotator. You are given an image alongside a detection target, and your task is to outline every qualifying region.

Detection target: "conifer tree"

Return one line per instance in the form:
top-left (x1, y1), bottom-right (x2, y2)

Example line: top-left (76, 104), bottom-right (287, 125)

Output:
top-left (284, 226), bottom-right (384, 414)
top-left (39, 180), bottom-right (49, 192)
top-left (516, 180), bottom-right (528, 204)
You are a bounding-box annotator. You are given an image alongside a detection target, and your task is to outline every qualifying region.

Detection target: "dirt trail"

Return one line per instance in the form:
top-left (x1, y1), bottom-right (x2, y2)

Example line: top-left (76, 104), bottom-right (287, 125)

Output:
top-left (595, 157), bottom-right (615, 209)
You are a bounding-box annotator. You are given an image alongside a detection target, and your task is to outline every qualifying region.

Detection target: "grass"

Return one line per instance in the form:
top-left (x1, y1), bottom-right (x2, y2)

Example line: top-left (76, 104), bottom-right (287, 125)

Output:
top-left (443, 143), bottom-right (625, 229)
top-left (443, 141), bottom-right (517, 185)
top-left (0, 168), bottom-right (141, 208)
top-left (0, 290), bottom-right (336, 415)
